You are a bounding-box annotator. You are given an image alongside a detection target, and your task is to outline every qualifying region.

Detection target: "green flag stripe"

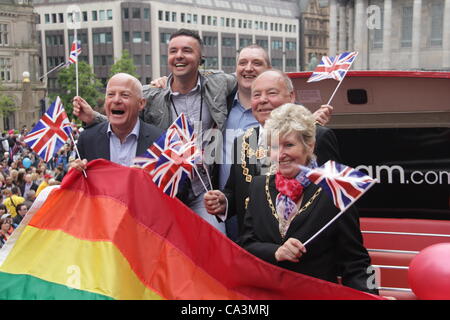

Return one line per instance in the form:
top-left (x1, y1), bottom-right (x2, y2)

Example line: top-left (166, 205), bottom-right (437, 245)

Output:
top-left (0, 272), bottom-right (114, 300)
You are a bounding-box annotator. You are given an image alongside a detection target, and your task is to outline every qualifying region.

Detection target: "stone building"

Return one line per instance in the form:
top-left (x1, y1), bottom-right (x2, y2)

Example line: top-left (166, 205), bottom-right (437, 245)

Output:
top-left (0, 0), bottom-right (46, 132)
top-left (327, 0), bottom-right (450, 71)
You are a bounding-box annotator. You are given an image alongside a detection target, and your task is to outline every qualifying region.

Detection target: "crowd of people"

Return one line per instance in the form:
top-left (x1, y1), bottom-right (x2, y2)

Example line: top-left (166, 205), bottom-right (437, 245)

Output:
top-left (0, 128), bottom-right (80, 248)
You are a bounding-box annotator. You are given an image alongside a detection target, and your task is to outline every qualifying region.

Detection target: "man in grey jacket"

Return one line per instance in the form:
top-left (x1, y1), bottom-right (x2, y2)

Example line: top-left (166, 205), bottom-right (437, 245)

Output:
top-left (73, 29), bottom-right (235, 234)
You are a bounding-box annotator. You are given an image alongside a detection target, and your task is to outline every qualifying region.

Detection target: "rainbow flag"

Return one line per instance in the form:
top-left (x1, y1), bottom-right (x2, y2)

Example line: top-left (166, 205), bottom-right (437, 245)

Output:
top-left (0, 160), bottom-right (382, 300)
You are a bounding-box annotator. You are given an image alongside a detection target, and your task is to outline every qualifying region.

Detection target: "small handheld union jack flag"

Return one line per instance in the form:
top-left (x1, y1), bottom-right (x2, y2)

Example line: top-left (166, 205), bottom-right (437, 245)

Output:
top-left (301, 160), bottom-right (376, 211)
top-left (307, 51), bottom-right (358, 83)
top-left (299, 160), bottom-right (377, 246)
top-left (134, 113), bottom-right (201, 198)
top-left (24, 96), bottom-right (72, 162)
top-left (67, 40), bottom-right (81, 66)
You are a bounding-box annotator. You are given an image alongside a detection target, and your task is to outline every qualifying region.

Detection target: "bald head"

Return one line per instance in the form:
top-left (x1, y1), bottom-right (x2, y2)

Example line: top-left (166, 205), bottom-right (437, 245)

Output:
top-left (108, 73), bottom-right (143, 98)
top-left (250, 69), bottom-right (295, 125)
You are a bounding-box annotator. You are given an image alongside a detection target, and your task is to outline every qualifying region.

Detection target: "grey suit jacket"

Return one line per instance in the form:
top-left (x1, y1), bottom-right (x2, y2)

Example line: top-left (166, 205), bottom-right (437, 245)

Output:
top-left (77, 119), bottom-right (163, 162)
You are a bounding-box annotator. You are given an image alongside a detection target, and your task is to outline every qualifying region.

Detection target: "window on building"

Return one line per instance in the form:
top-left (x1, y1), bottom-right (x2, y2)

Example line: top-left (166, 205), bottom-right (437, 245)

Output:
top-left (133, 55), bottom-right (142, 65)
top-left (201, 15), bottom-right (206, 25)
top-left (161, 54), bottom-right (168, 66)
top-left (187, 13), bottom-right (192, 23)
top-left (92, 11), bottom-right (98, 21)
top-left (271, 40), bottom-right (283, 50)
top-left (231, 18), bottom-right (235, 28)
top-left (133, 31), bottom-right (142, 43)
top-left (132, 8), bottom-right (141, 19)
top-left (204, 36), bottom-right (217, 46)
top-left (0, 24), bottom-right (9, 46)
top-left (271, 58), bottom-right (282, 68)
top-left (44, 14), bottom-right (50, 24)
top-left (0, 57), bottom-right (12, 81)
top-left (205, 57), bottom-right (218, 68)
top-left (430, 2), bottom-right (444, 47)
top-left (160, 33), bottom-right (171, 44)
top-left (82, 11), bottom-right (88, 22)
top-left (93, 32), bottom-right (113, 44)
top-left (145, 55), bottom-right (151, 65)
top-left (181, 13), bottom-right (185, 23)
top-left (222, 57), bottom-right (235, 67)
top-left (144, 32), bottom-right (150, 43)
top-left (256, 39), bottom-right (268, 49)
top-left (239, 38), bottom-right (252, 48)
top-left (285, 40), bottom-right (296, 51)
top-left (107, 9), bottom-right (113, 20)
top-left (144, 8), bottom-right (150, 20)
top-left (158, 10), bottom-right (163, 21)
top-left (123, 31), bottom-right (130, 43)
top-left (172, 12), bottom-right (177, 22)
top-left (123, 8), bottom-right (129, 19)
top-left (193, 14), bottom-right (198, 24)
top-left (286, 59), bottom-right (296, 68)
top-left (99, 10), bottom-right (106, 21)
top-left (165, 11), bottom-right (170, 22)
top-left (401, 6), bottom-right (413, 48)
top-left (52, 13), bottom-right (57, 23)
top-left (222, 37), bottom-right (235, 47)
top-left (58, 13), bottom-right (64, 23)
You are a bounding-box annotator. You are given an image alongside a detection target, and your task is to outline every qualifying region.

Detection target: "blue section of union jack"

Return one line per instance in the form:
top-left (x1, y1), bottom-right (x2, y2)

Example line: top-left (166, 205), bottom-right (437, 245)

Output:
top-left (24, 96), bottom-right (72, 162)
top-left (134, 113), bottom-right (200, 198)
top-left (307, 51), bottom-right (358, 83)
top-left (67, 40), bottom-right (81, 65)
top-left (300, 160), bottom-right (376, 211)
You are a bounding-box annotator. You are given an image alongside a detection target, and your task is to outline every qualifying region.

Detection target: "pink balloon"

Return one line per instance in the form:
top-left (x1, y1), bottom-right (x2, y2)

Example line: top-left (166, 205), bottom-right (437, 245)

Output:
top-left (408, 243), bottom-right (450, 300)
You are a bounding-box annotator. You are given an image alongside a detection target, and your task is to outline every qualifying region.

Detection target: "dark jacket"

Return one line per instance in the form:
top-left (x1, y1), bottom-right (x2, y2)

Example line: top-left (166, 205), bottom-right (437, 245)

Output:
top-left (239, 174), bottom-right (377, 294)
top-left (77, 120), bottom-right (162, 162)
top-left (223, 125), bottom-right (341, 236)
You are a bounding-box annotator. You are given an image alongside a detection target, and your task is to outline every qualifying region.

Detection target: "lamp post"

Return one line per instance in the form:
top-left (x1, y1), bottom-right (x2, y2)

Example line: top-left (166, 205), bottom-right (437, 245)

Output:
top-left (21, 71), bottom-right (32, 131)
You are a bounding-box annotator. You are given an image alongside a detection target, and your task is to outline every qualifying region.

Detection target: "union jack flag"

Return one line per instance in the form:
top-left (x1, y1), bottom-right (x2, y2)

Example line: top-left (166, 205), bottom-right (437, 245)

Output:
top-left (67, 40), bottom-right (81, 65)
top-left (24, 97), bottom-right (72, 162)
top-left (307, 51), bottom-right (358, 83)
top-left (134, 113), bottom-right (200, 198)
top-left (300, 160), bottom-right (376, 211)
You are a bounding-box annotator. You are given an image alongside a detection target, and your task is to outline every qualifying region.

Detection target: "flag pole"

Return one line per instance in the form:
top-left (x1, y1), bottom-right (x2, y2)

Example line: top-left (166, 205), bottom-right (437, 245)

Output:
top-left (303, 180), bottom-right (377, 247)
top-left (74, 27), bottom-right (79, 97)
top-left (38, 62), bottom-right (66, 81)
top-left (68, 131), bottom-right (87, 178)
top-left (192, 165), bottom-right (209, 193)
top-left (326, 52), bottom-right (358, 105)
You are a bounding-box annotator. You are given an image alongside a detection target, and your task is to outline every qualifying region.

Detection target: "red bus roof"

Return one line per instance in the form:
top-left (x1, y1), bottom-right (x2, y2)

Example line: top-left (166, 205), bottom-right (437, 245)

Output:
top-left (288, 70), bottom-right (450, 79)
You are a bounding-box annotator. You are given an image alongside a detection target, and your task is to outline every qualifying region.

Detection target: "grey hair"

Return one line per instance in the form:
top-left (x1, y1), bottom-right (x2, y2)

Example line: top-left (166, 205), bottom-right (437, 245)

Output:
top-left (264, 103), bottom-right (316, 160)
top-left (256, 69), bottom-right (294, 93)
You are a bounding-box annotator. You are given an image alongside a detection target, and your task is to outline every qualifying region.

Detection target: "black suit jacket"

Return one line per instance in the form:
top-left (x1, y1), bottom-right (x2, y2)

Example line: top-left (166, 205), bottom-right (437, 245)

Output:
top-left (239, 175), bottom-right (377, 294)
top-left (223, 125), bottom-right (341, 236)
top-left (77, 120), bottom-right (163, 162)
top-left (19, 182), bottom-right (38, 198)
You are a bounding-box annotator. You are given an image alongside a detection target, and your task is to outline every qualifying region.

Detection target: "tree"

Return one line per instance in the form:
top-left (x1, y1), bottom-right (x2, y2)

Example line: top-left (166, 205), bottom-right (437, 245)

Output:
top-left (108, 50), bottom-right (139, 80)
top-left (0, 82), bottom-right (16, 117)
top-left (52, 61), bottom-right (103, 119)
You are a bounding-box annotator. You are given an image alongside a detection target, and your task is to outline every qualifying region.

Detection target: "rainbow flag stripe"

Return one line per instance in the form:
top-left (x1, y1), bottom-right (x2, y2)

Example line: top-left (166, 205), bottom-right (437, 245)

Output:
top-left (0, 160), bottom-right (381, 300)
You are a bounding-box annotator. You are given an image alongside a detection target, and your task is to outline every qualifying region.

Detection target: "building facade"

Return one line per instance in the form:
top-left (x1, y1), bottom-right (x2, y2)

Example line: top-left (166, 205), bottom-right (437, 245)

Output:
top-left (301, 0), bottom-right (329, 70)
top-left (0, 0), bottom-right (46, 131)
top-left (33, 0), bottom-right (301, 91)
top-left (327, 0), bottom-right (450, 71)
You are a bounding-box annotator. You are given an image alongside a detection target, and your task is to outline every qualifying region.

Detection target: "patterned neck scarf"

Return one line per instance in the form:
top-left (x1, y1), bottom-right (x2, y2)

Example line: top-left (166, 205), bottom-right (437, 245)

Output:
top-left (275, 159), bottom-right (318, 221)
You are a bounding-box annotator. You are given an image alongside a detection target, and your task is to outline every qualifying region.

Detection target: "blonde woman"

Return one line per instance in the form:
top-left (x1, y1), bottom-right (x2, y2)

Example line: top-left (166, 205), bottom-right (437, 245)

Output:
top-left (239, 103), bottom-right (377, 294)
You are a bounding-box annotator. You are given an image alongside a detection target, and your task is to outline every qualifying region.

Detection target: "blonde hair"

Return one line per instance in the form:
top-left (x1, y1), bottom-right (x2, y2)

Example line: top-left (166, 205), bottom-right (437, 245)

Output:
top-left (264, 103), bottom-right (316, 160)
